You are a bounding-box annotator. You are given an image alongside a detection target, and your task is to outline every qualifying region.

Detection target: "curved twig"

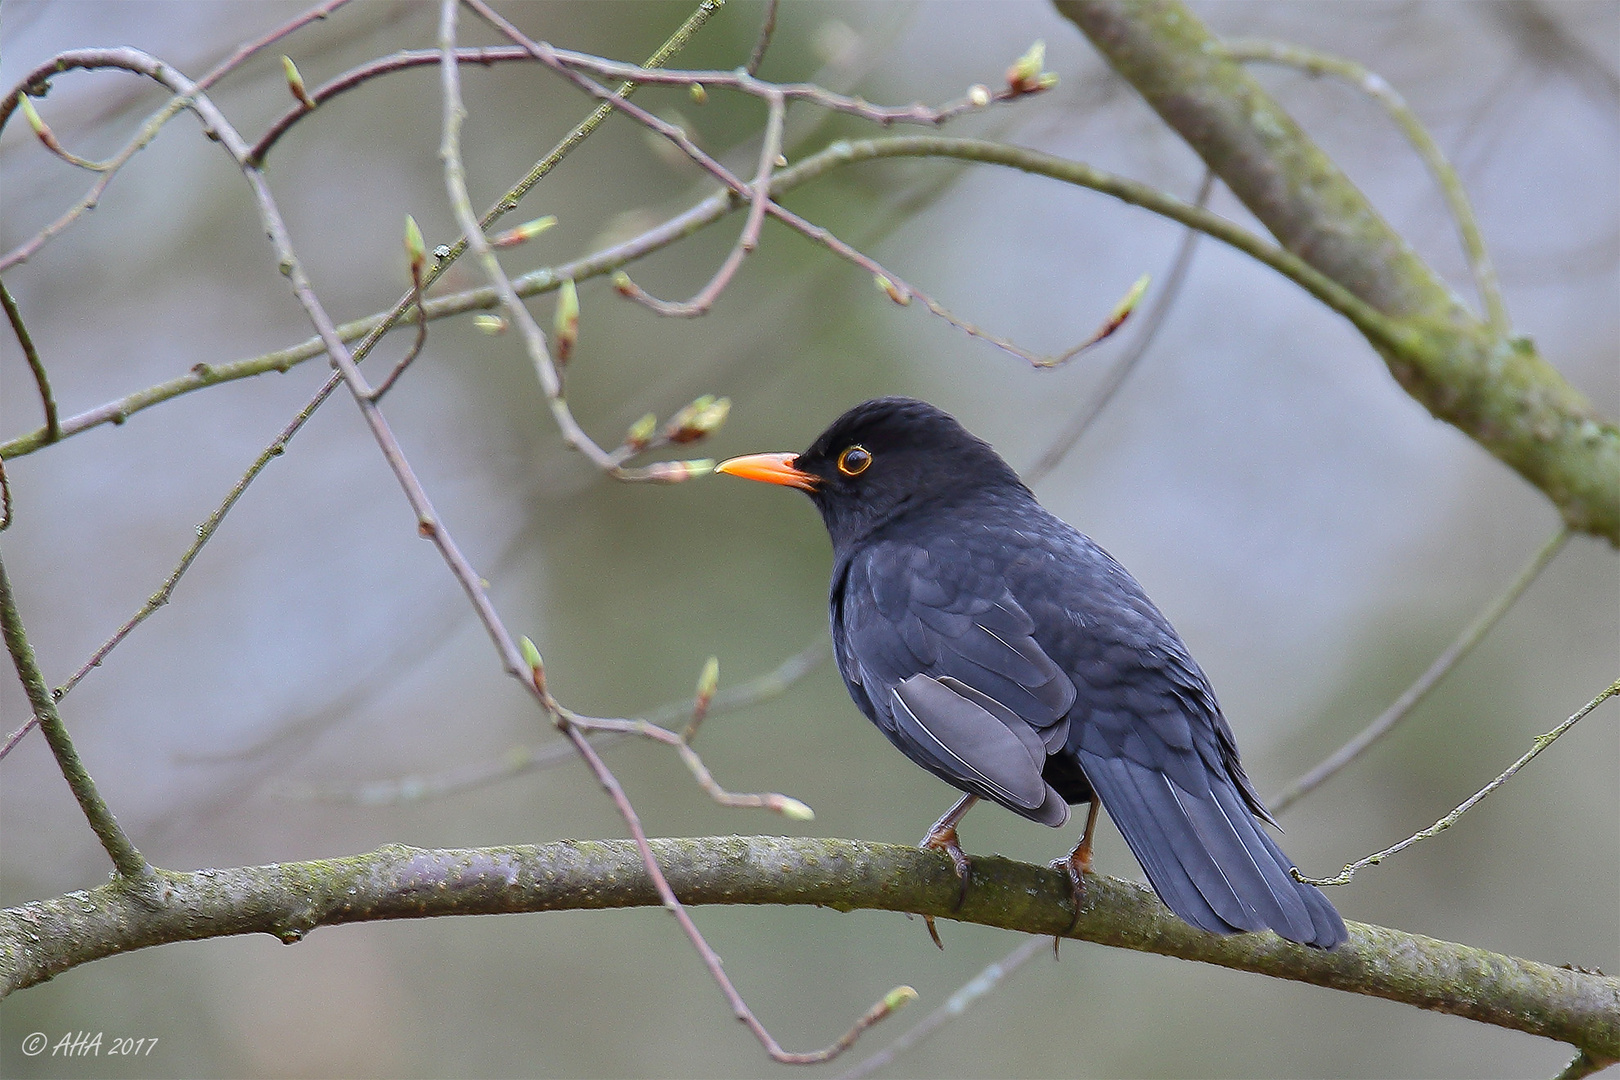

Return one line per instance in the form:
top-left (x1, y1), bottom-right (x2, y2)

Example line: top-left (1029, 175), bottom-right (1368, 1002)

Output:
top-left (1025, 169), bottom-right (1214, 482)
top-left (1300, 678), bottom-right (1620, 886)
top-left (0, 135), bottom-right (1405, 460)
top-left (0, 280), bottom-right (57, 443)
top-left (273, 638), bottom-right (829, 806)
top-left (0, 554), bottom-right (150, 881)
top-left (1218, 37), bottom-right (1511, 336)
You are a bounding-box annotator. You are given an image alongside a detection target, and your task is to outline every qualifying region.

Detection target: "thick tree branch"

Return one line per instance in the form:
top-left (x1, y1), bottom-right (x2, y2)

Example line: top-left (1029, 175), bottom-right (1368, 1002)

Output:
top-left (1, 837), bottom-right (1614, 1062)
top-left (1055, 0), bottom-right (1620, 545)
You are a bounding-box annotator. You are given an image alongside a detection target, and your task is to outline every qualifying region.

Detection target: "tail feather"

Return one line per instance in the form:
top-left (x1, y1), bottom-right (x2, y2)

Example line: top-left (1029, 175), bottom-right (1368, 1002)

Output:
top-left (1077, 750), bottom-right (1347, 948)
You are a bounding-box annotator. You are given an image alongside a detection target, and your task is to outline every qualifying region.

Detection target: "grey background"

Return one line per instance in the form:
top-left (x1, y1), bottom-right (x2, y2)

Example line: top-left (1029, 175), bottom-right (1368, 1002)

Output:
top-left (1, 2), bottom-right (1615, 1077)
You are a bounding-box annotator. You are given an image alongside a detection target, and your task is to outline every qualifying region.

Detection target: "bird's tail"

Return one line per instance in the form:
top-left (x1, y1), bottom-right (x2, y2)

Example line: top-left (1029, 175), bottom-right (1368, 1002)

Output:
top-left (1076, 750), bottom-right (1347, 948)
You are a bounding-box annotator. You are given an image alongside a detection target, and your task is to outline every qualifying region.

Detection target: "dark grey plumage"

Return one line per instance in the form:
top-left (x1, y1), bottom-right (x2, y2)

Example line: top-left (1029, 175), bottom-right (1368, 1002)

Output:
top-left (732, 397), bottom-right (1346, 948)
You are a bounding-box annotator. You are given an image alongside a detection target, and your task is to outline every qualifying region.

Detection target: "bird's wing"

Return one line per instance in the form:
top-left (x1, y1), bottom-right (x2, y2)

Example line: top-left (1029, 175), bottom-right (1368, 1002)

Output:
top-left (836, 539), bottom-right (1076, 825)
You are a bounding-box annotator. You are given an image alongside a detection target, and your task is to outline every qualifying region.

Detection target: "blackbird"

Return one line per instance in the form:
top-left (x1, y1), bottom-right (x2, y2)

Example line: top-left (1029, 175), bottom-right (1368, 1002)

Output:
top-left (716, 397), bottom-right (1346, 948)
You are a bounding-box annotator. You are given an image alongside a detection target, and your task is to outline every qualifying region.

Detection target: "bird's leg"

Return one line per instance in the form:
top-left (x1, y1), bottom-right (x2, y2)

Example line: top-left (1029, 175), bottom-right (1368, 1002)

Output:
top-left (917, 793), bottom-right (978, 949)
top-left (1051, 799), bottom-right (1100, 936)
top-left (920, 793), bottom-right (978, 898)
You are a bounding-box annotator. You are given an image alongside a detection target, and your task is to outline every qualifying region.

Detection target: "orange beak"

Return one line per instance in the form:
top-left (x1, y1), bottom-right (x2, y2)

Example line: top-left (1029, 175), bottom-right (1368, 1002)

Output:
top-left (715, 452), bottom-right (819, 492)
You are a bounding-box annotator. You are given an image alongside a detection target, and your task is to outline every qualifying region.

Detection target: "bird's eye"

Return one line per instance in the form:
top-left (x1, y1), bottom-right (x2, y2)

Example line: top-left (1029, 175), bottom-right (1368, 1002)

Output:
top-left (837, 445), bottom-right (871, 477)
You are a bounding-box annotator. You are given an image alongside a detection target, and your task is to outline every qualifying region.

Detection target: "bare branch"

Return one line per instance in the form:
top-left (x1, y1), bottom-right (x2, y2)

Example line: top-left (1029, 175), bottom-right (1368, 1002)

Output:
top-left (613, 92), bottom-right (786, 317)
top-left (276, 639), bottom-right (828, 807)
top-left (836, 936), bottom-right (1048, 1080)
top-left (746, 0), bottom-right (780, 76)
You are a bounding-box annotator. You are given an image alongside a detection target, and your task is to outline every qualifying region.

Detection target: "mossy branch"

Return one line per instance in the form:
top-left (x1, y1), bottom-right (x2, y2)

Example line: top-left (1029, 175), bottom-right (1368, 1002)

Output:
top-left (1054, 0), bottom-right (1619, 545)
top-left (0, 836), bottom-right (1614, 1061)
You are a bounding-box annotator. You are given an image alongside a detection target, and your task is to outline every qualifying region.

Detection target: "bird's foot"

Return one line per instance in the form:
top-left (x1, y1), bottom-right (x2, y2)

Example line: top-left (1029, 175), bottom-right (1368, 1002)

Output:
top-left (1050, 840), bottom-right (1093, 936)
top-left (921, 821), bottom-right (974, 906)
top-left (1051, 800), bottom-right (1099, 942)
top-left (919, 821), bottom-right (973, 950)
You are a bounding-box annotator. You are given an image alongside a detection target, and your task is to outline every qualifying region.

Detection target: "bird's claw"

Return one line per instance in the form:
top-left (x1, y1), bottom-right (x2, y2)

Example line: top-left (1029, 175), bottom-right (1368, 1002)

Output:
top-left (1051, 840), bottom-right (1093, 935)
top-left (919, 821), bottom-right (973, 950)
top-left (921, 822), bottom-right (974, 907)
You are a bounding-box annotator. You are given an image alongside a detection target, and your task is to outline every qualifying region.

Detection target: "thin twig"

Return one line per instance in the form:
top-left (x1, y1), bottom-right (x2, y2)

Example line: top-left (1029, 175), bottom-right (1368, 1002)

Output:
top-left (1026, 169), bottom-right (1214, 483)
top-left (557, 722), bottom-right (909, 1064)
top-left (2, 133), bottom-right (1407, 459)
top-left (2, 0), bottom-right (348, 272)
top-left (836, 935), bottom-right (1048, 1080)
top-left (15, 98), bottom-right (114, 171)
top-left (539, 43), bottom-right (1042, 126)
top-left (614, 91), bottom-right (786, 317)
top-left (3, 6), bottom-right (723, 744)
top-left (462, 4), bottom-right (1078, 366)
top-left (437, 5), bottom-right (616, 472)
top-left (47, 44), bottom-right (523, 697)
top-left (277, 638), bottom-right (829, 807)
top-left (746, 0), bottom-right (779, 76)
top-left (437, 7), bottom-right (892, 1060)
top-left (0, 553), bottom-right (151, 882)
top-left (436, 13), bottom-right (718, 483)
top-left (1271, 525), bottom-right (1570, 812)
top-left (1299, 677), bottom-right (1620, 887)
top-left (249, 45), bottom-right (528, 165)
top-left (560, 706), bottom-right (812, 819)
top-left (1218, 39), bottom-right (1510, 336)
top-left (368, 260), bottom-right (429, 401)
top-left (194, 0), bottom-right (352, 93)
top-left (52, 392), bottom-right (333, 704)
top-left (0, 280), bottom-right (59, 442)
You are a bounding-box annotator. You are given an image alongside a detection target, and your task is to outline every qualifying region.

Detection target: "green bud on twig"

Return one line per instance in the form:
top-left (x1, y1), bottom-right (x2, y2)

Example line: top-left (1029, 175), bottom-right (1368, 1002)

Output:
top-left (639, 458), bottom-right (714, 484)
top-left (1006, 40), bottom-right (1050, 95)
top-left (874, 274), bottom-right (911, 306)
top-left (1047, 272), bottom-right (1152, 366)
top-left (666, 395), bottom-right (731, 444)
top-left (518, 636), bottom-right (546, 695)
top-left (472, 314), bottom-right (507, 335)
top-left (882, 986), bottom-right (918, 1013)
top-left (553, 278), bottom-right (579, 364)
top-left (695, 656), bottom-right (719, 710)
top-left (19, 95), bottom-right (47, 137)
top-left (666, 396), bottom-right (724, 442)
top-left (1110, 272), bottom-right (1151, 325)
top-left (625, 412), bottom-right (659, 452)
top-left (492, 215), bottom-right (557, 249)
top-left (689, 82), bottom-right (707, 105)
top-left (282, 56), bottom-right (317, 110)
top-left (684, 655), bottom-right (721, 743)
top-left (778, 797), bottom-right (815, 822)
top-left (403, 215), bottom-right (426, 276)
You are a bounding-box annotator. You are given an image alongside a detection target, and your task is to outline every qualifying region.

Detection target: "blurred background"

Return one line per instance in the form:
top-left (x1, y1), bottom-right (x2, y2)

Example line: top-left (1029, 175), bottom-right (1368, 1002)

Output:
top-left (1, 2), bottom-right (1615, 1077)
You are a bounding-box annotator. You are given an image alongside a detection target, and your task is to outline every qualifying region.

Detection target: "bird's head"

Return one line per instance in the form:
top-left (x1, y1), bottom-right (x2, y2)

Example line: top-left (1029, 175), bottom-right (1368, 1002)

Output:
top-left (716, 397), bottom-right (1026, 548)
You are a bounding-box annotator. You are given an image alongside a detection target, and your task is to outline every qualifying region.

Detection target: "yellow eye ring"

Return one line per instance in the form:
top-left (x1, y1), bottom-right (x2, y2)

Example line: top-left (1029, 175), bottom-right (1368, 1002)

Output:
top-left (837, 445), bottom-right (871, 477)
